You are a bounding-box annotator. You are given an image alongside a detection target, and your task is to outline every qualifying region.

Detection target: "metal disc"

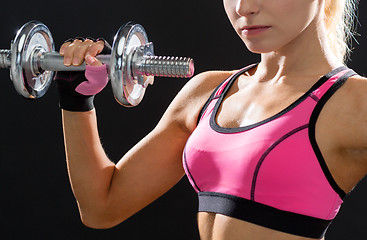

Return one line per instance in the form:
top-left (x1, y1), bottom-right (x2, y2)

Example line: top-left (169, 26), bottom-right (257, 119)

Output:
top-left (11, 21), bottom-right (54, 99)
top-left (110, 23), bottom-right (149, 107)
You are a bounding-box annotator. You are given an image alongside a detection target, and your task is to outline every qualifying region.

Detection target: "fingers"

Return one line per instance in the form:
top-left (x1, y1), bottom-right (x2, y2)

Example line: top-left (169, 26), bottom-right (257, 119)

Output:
top-left (85, 55), bottom-right (103, 67)
top-left (84, 40), bottom-right (105, 67)
top-left (60, 39), bottom-right (84, 66)
top-left (60, 39), bottom-right (105, 67)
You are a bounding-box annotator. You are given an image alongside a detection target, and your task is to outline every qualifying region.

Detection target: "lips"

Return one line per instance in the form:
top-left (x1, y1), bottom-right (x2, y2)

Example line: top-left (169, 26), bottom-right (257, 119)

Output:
top-left (241, 25), bottom-right (271, 36)
top-left (243, 25), bottom-right (270, 30)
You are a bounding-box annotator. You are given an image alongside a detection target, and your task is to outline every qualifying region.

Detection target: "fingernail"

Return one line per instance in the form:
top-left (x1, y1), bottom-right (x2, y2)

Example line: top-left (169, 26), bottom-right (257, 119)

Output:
top-left (85, 55), bottom-right (96, 65)
top-left (64, 57), bottom-right (71, 66)
top-left (72, 58), bottom-right (80, 66)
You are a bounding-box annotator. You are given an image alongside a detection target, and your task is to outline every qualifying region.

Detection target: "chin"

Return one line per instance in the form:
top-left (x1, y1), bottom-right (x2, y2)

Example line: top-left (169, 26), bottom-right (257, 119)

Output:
top-left (245, 45), bottom-right (274, 54)
top-left (243, 40), bottom-right (282, 55)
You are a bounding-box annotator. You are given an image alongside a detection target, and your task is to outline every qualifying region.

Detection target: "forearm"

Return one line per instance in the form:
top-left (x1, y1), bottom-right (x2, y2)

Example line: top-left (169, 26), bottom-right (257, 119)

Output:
top-left (62, 109), bottom-right (115, 214)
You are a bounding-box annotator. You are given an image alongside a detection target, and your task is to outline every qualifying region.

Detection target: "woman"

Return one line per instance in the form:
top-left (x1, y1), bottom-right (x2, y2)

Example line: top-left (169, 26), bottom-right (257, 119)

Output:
top-left (56, 0), bottom-right (363, 239)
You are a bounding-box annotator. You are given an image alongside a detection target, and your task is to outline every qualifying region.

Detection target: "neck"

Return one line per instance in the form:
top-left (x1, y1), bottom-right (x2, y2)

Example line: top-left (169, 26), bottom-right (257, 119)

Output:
top-left (254, 17), bottom-right (343, 82)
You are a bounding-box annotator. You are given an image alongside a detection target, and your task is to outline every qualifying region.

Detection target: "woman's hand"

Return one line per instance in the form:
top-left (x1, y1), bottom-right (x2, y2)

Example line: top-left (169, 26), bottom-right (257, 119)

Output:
top-left (59, 38), bottom-right (105, 67)
top-left (55, 38), bottom-right (111, 111)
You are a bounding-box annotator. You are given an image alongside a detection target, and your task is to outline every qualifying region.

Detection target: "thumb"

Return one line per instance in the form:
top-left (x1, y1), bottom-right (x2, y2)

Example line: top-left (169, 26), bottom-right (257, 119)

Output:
top-left (85, 55), bottom-right (102, 66)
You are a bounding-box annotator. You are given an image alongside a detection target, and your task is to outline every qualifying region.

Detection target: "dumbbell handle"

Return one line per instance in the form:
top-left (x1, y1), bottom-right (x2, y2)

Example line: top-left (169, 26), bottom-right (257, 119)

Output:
top-left (40, 52), bottom-right (110, 71)
top-left (0, 48), bottom-right (194, 78)
top-left (41, 52), bottom-right (194, 78)
top-left (0, 49), bottom-right (109, 71)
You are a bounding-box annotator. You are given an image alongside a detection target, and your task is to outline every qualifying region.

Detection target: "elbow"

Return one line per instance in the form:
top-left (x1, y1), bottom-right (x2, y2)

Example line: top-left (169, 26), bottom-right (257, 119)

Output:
top-left (81, 218), bottom-right (118, 230)
top-left (79, 209), bottom-right (128, 229)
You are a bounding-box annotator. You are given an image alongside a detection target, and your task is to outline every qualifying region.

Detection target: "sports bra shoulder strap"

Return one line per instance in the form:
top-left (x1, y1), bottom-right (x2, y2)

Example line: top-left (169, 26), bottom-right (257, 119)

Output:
top-left (311, 67), bottom-right (357, 99)
top-left (197, 64), bottom-right (258, 125)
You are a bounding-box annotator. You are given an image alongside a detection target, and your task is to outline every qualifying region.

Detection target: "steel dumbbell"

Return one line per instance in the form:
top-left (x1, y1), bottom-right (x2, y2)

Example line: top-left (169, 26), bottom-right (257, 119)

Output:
top-left (0, 21), bottom-right (194, 107)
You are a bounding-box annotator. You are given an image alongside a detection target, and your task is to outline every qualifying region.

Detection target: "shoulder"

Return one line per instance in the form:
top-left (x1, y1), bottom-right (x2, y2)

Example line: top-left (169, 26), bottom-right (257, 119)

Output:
top-left (341, 74), bottom-right (367, 122)
top-left (325, 72), bottom-right (367, 107)
top-left (178, 70), bottom-right (237, 102)
top-left (346, 74), bottom-right (367, 90)
top-left (341, 73), bottom-right (367, 89)
top-left (157, 70), bottom-right (237, 134)
top-left (337, 74), bottom-right (367, 108)
top-left (323, 73), bottom-right (367, 148)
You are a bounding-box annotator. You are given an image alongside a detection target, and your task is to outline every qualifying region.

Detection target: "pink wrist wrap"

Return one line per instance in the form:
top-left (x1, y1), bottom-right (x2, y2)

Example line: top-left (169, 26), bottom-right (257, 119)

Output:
top-left (75, 64), bottom-right (109, 96)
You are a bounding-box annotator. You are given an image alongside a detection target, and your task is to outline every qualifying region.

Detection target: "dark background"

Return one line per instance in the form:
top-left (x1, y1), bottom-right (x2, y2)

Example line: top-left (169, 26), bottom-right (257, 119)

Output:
top-left (1, 1), bottom-right (367, 239)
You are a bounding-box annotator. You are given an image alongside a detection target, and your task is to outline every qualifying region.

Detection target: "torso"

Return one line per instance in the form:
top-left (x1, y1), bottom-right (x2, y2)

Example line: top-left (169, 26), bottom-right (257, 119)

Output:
top-left (197, 212), bottom-right (320, 240)
top-left (215, 67), bottom-right (365, 193)
top-left (182, 66), bottom-right (367, 240)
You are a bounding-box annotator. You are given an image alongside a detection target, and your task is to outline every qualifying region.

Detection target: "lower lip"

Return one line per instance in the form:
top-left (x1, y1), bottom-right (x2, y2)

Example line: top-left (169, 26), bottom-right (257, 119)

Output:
top-left (242, 27), bottom-right (270, 36)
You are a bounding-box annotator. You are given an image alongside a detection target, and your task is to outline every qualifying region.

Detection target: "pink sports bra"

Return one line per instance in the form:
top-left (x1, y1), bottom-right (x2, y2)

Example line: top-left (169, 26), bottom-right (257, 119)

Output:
top-left (183, 64), bottom-right (356, 239)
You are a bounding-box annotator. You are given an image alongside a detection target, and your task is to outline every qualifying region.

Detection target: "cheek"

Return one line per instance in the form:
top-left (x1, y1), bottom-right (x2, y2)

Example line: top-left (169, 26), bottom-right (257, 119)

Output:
top-left (274, 0), bottom-right (298, 12)
top-left (275, 0), bottom-right (319, 27)
top-left (268, 0), bottom-right (315, 28)
top-left (255, 1), bottom-right (318, 50)
top-left (275, 0), bottom-right (318, 13)
top-left (277, 1), bottom-right (320, 45)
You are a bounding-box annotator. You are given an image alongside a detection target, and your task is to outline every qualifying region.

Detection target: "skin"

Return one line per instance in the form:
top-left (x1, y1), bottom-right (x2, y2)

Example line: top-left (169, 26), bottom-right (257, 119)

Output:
top-left (59, 0), bottom-right (367, 239)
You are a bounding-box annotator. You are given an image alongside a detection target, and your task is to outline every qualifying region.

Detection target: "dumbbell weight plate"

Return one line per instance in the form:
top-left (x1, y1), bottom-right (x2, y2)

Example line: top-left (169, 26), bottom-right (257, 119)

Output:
top-left (11, 21), bottom-right (54, 99)
top-left (110, 23), bottom-right (151, 107)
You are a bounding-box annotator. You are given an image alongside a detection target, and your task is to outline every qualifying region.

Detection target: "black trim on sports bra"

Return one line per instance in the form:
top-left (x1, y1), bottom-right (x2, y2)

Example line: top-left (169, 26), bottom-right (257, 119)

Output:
top-left (210, 66), bottom-right (350, 134)
top-left (197, 64), bottom-right (259, 125)
top-left (309, 69), bottom-right (357, 200)
top-left (251, 124), bottom-right (309, 201)
top-left (198, 192), bottom-right (331, 239)
top-left (183, 146), bottom-right (201, 192)
top-left (197, 86), bottom-right (222, 125)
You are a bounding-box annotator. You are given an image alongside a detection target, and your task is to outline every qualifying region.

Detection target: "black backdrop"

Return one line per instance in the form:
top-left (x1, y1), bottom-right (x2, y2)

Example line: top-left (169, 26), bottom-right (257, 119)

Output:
top-left (1, 1), bottom-right (367, 239)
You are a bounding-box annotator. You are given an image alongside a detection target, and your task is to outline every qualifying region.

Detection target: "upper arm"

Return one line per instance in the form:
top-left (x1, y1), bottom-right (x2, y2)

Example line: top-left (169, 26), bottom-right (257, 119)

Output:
top-left (329, 75), bottom-right (367, 149)
top-left (97, 71), bottom-right (233, 227)
top-left (314, 75), bottom-right (367, 191)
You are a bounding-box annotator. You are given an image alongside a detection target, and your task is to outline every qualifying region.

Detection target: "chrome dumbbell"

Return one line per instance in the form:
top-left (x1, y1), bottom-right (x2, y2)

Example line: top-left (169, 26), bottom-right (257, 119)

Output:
top-left (0, 21), bottom-right (194, 107)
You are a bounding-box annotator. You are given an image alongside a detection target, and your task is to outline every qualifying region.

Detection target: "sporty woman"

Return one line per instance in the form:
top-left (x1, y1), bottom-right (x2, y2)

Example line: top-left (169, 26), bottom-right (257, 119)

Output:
top-left (56, 0), bottom-right (363, 239)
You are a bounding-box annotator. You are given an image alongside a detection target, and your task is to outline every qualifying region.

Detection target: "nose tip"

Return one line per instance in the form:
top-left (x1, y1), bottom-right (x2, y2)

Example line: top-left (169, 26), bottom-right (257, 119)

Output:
top-left (236, 0), bottom-right (259, 16)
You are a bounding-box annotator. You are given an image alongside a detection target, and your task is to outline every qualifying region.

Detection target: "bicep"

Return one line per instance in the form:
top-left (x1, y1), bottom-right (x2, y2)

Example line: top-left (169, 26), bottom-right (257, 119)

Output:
top-left (104, 105), bottom-right (192, 223)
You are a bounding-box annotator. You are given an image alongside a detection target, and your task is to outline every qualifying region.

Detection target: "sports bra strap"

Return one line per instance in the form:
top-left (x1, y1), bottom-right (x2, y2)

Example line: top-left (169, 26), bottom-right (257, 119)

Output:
top-left (197, 64), bottom-right (258, 124)
top-left (197, 65), bottom-right (357, 125)
top-left (311, 68), bottom-right (357, 100)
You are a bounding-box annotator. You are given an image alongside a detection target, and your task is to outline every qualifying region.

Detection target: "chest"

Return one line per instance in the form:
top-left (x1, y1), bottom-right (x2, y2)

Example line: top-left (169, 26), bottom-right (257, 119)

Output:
top-left (183, 88), bottom-right (344, 220)
top-left (184, 96), bottom-right (318, 199)
top-left (216, 78), bottom-right (313, 128)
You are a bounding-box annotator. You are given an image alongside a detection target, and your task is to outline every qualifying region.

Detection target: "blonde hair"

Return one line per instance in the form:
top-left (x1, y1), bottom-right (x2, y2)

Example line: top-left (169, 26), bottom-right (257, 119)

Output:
top-left (323, 0), bottom-right (359, 62)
